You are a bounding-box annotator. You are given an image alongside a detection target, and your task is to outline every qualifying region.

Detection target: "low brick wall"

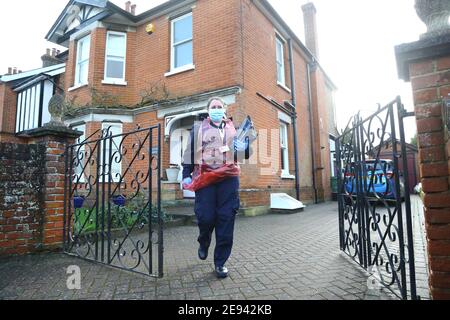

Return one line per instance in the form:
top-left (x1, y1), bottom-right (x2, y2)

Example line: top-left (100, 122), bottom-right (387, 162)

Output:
top-left (0, 143), bottom-right (46, 255)
top-left (0, 126), bottom-right (80, 257)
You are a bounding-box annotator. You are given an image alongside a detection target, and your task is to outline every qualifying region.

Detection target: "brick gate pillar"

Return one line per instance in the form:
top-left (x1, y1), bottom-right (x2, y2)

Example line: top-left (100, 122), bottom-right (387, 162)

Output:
top-left (395, 4), bottom-right (450, 300)
top-left (23, 126), bottom-right (82, 250)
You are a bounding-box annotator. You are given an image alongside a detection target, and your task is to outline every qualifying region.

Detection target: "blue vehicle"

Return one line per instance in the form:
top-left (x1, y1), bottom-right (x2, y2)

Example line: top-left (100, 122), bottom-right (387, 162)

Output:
top-left (343, 159), bottom-right (405, 202)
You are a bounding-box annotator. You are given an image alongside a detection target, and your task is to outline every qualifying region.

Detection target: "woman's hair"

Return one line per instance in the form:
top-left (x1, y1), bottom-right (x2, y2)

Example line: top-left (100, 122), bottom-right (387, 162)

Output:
top-left (206, 97), bottom-right (227, 110)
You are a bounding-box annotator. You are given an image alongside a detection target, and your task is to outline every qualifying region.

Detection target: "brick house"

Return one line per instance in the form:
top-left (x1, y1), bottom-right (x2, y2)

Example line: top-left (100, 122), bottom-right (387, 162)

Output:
top-left (0, 0), bottom-right (337, 214)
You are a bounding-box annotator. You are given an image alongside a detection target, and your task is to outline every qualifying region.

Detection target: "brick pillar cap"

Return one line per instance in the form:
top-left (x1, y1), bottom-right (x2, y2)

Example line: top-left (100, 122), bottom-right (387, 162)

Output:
top-left (17, 126), bottom-right (83, 140)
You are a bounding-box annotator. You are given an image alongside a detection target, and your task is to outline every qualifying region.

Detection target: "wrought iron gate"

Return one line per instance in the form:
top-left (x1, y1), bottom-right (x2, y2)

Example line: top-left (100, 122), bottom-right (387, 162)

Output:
top-left (63, 124), bottom-right (163, 278)
top-left (336, 97), bottom-right (417, 300)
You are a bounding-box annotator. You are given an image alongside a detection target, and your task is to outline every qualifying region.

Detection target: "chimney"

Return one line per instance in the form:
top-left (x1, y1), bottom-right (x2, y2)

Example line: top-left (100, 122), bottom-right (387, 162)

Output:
top-left (125, 1), bottom-right (131, 12)
top-left (41, 48), bottom-right (62, 68)
top-left (7, 67), bottom-right (12, 75)
top-left (302, 2), bottom-right (320, 59)
top-left (13, 67), bottom-right (18, 75)
top-left (131, 4), bottom-right (136, 15)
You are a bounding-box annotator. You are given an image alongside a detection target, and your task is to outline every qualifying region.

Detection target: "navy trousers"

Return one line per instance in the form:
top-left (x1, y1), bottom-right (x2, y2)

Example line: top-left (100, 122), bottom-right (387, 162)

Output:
top-left (194, 176), bottom-right (240, 268)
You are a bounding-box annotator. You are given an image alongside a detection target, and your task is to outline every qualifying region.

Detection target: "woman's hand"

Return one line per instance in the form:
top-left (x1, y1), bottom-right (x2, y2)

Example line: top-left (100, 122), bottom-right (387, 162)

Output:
top-left (234, 139), bottom-right (248, 152)
top-left (182, 177), bottom-right (193, 188)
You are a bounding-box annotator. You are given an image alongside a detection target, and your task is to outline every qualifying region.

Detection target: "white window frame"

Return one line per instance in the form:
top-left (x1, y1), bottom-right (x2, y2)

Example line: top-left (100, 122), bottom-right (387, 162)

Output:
top-left (73, 124), bottom-right (86, 183)
top-left (103, 31), bottom-right (127, 85)
top-left (74, 34), bottom-right (91, 87)
top-left (280, 121), bottom-right (292, 178)
top-left (169, 12), bottom-right (194, 74)
top-left (276, 36), bottom-right (286, 87)
top-left (101, 122), bottom-right (123, 183)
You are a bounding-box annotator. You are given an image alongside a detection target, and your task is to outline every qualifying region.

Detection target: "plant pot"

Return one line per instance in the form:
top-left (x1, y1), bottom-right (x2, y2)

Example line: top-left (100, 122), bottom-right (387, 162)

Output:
top-left (166, 168), bottom-right (180, 183)
top-left (74, 196), bottom-right (85, 209)
top-left (113, 195), bottom-right (127, 207)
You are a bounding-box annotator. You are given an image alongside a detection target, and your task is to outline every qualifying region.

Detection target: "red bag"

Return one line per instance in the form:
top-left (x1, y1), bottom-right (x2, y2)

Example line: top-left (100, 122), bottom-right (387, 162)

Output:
top-left (183, 164), bottom-right (240, 192)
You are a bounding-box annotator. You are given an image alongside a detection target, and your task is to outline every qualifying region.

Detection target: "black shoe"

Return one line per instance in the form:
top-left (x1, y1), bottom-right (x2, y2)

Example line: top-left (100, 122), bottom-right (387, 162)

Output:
top-left (215, 266), bottom-right (229, 279)
top-left (198, 246), bottom-right (208, 260)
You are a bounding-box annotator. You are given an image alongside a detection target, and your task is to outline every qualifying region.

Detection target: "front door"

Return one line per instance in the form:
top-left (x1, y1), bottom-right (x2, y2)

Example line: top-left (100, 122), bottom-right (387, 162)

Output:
top-left (170, 128), bottom-right (196, 198)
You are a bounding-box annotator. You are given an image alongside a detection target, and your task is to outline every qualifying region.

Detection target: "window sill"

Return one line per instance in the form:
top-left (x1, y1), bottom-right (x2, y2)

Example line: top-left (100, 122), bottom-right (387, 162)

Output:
top-left (102, 79), bottom-right (128, 86)
top-left (165, 64), bottom-right (195, 77)
top-left (277, 82), bottom-right (291, 94)
top-left (68, 83), bottom-right (88, 92)
top-left (281, 173), bottom-right (296, 180)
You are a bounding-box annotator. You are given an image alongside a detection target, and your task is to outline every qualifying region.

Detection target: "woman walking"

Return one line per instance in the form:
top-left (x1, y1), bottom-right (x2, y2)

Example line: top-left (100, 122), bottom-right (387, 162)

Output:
top-left (182, 97), bottom-right (251, 278)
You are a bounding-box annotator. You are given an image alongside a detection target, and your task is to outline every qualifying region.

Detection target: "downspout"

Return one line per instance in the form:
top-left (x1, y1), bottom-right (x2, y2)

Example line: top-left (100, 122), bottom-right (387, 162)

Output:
top-left (288, 39), bottom-right (300, 201)
top-left (306, 61), bottom-right (318, 204)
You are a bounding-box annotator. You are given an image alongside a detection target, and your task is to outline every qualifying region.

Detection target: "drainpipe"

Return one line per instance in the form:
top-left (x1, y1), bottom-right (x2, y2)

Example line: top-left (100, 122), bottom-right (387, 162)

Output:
top-left (306, 61), bottom-right (318, 204)
top-left (288, 39), bottom-right (300, 201)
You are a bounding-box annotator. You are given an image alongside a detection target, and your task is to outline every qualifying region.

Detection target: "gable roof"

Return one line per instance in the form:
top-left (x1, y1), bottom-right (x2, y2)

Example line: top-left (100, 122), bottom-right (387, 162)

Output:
top-left (46, 0), bottom-right (134, 46)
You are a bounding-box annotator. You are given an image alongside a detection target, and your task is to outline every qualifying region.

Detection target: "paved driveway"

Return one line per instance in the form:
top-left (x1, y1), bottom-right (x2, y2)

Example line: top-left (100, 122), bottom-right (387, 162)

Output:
top-left (0, 201), bottom-right (403, 300)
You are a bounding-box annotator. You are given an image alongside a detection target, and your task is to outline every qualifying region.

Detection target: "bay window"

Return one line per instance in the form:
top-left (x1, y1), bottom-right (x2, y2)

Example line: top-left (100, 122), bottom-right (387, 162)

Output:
top-left (74, 34), bottom-right (91, 86)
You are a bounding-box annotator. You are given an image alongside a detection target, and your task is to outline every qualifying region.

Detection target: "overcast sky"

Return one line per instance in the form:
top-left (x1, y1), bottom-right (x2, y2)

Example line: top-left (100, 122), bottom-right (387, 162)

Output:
top-left (0, 0), bottom-right (426, 139)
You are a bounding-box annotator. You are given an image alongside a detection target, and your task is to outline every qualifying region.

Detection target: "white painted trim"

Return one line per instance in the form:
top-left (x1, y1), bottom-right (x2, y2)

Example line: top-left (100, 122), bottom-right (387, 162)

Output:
top-left (68, 83), bottom-right (88, 92)
top-left (69, 21), bottom-right (101, 41)
top-left (277, 82), bottom-right (291, 94)
top-left (165, 64), bottom-right (195, 77)
top-left (278, 111), bottom-right (292, 124)
top-left (274, 29), bottom-right (287, 43)
top-left (281, 173), bottom-right (296, 180)
top-left (164, 109), bottom-right (207, 137)
top-left (65, 114), bottom-right (134, 126)
top-left (104, 31), bottom-right (127, 84)
top-left (101, 79), bottom-right (128, 86)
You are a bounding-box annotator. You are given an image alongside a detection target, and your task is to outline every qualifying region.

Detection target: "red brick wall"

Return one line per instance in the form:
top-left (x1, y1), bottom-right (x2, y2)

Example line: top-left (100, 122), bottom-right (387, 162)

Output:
top-left (409, 56), bottom-right (450, 300)
top-left (0, 129), bottom-right (79, 256)
top-left (0, 143), bottom-right (46, 255)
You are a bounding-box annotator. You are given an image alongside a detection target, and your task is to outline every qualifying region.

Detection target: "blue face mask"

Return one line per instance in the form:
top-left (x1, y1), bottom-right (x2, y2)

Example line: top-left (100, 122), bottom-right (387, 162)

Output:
top-left (209, 109), bottom-right (225, 123)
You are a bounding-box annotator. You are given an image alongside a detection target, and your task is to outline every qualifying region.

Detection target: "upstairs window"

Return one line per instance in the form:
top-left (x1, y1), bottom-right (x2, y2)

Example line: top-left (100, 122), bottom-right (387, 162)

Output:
top-left (104, 31), bottom-right (127, 83)
top-left (75, 34), bottom-right (91, 86)
top-left (171, 12), bottom-right (193, 71)
top-left (276, 36), bottom-right (286, 86)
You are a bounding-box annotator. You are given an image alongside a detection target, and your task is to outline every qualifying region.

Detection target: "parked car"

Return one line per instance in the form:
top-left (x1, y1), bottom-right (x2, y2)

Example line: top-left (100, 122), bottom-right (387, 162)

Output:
top-left (344, 159), bottom-right (405, 202)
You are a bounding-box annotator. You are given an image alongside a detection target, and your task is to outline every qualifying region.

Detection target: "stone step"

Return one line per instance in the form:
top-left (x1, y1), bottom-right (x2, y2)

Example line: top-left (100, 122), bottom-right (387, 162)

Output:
top-left (163, 203), bottom-right (197, 226)
top-left (162, 199), bottom-right (195, 208)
